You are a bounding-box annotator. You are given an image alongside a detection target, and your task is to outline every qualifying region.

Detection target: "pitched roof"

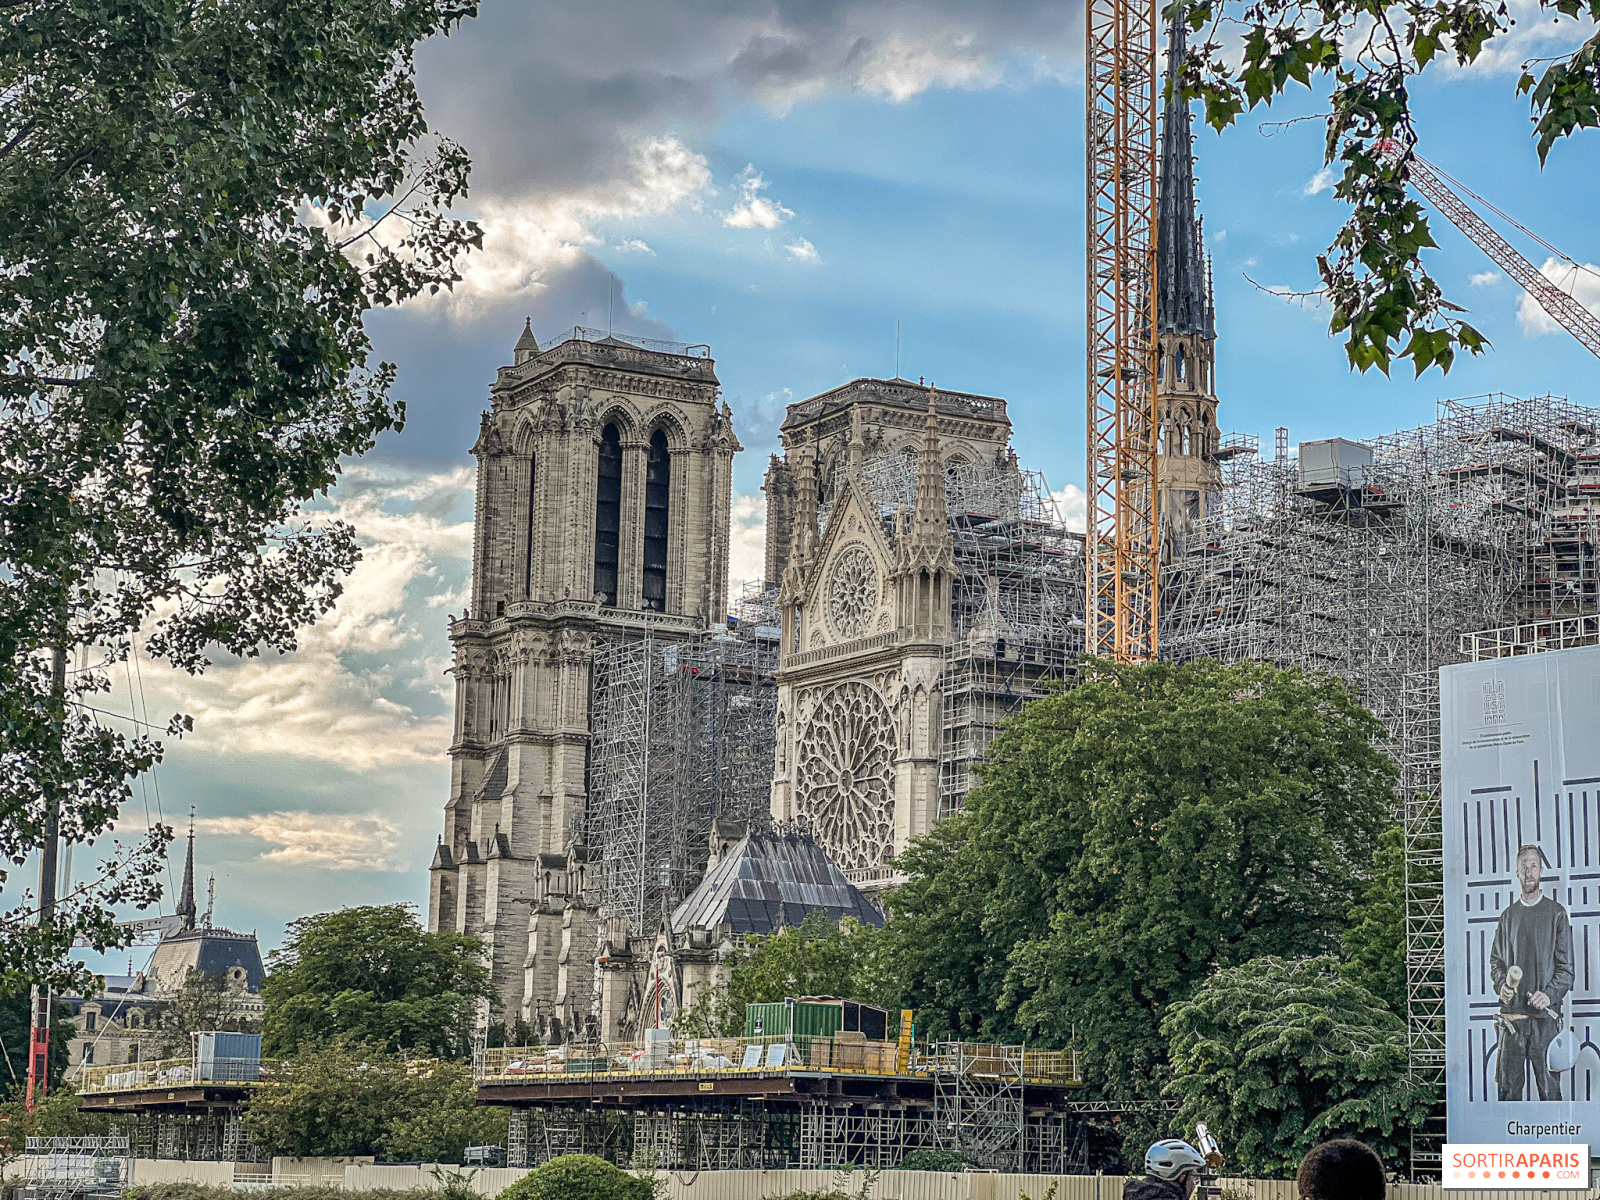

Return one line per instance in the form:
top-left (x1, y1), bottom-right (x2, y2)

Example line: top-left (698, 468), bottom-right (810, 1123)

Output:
top-left (669, 829), bottom-right (884, 936)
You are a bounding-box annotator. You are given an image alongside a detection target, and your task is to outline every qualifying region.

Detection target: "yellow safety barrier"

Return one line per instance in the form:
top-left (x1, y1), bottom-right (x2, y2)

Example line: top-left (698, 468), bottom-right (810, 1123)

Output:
top-left (474, 1036), bottom-right (1080, 1086)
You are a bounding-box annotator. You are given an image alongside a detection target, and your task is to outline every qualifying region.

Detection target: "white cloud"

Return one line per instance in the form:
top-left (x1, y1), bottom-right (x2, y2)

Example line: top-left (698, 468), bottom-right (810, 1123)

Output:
top-left (195, 811), bottom-right (408, 873)
top-left (615, 238), bottom-right (655, 255)
top-left (1517, 257), bottom-right (1600, 338)
top-left (728, 492), bottom-right (769, 599)
top-left (1302, 167), bottom-right (1337, 196)
top-left (723, 168), bottom-right (794, 230)
top-left (1049, 484), bottom-right (1088, 534)
top-left (1470, 270), bottom-right (1502, 287)
top-left (786, 238), bottom-right (821, 263)
top-left (420, 136), bottom-right (712, 317)
top-left (119, 463), bottom-right (474, 771)
top-left (853, 31), bottom-right (1005, 102)
top-left (1440, 0), bottom-right (1596, 76)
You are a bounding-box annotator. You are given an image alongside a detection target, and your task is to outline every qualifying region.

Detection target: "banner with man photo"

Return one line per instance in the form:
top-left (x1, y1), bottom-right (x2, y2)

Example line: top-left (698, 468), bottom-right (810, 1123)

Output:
top-left (1442, 644), bottom-right (1600, 1147)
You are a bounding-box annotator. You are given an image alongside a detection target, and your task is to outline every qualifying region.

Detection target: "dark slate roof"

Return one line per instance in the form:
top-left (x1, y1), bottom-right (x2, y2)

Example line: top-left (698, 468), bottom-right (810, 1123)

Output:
top-left (478, 751), bottom-right (508, 805)
top-left (669, 830), bottom-right (885, 936)
top-left (150, 928), bottom-right (267, 991)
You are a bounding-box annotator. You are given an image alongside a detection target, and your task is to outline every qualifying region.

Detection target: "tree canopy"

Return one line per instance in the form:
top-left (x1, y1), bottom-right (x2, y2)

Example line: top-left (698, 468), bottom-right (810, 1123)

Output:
top-left (1341, 825), bottom-right (1408, 1016)
top-left (243, 1043), bottom-right (505, 1161)
top-left (677, 911), bottom-right (889, 1037)
top-left (499, 1155), bottom-right (659, 1200)
top-left (0, 0), bottom-right (479, 990)
top-left (1171, 0), bottom-right (1600, 376)
top-left (260, 905), bottom-right (492, 1059)
top-left (1163, 956), bottom-right (1431, 1176)
top-left (884, 658), bottom-right (1395, 1095)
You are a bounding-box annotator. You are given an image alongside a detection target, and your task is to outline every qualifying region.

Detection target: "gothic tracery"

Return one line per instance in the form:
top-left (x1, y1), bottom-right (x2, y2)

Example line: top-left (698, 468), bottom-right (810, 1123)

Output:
top-left (794, 682), bottom-right (896, 871)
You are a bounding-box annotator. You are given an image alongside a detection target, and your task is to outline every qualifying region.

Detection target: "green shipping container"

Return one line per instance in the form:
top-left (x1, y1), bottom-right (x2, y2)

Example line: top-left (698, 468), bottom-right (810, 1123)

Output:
top-left (744, 999), bottom-right (846, 1039)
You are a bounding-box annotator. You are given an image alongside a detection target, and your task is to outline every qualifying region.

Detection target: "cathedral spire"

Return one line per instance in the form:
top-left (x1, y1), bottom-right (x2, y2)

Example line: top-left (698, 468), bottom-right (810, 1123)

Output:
top-left (1158, 5), bottom-right (1215, 339)
top-left (176, 811), bottom-right (197, 931)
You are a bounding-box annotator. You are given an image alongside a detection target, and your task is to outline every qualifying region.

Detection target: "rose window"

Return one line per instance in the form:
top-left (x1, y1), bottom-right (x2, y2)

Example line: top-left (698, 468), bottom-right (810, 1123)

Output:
top-left (795, 682), bottom-right (896, 871)
top-left (825, 545), bottom-right (880, 641)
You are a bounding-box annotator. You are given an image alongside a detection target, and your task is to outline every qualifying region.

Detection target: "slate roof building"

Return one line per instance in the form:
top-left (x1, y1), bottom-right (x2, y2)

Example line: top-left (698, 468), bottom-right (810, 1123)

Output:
top-left (622, 824), bottom-right (883, 1034)
top-left (63, 825), bottom-right (264, 1078)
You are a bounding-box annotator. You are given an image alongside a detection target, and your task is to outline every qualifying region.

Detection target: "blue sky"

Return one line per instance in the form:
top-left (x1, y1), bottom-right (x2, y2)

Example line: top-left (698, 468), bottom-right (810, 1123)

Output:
top-left (73, 0), bottom-right (1599, 974)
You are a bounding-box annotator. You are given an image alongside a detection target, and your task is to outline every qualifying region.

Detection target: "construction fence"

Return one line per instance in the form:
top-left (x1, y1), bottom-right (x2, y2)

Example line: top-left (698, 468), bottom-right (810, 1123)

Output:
top-left (6, 1160), bottom-right (1596, 1200)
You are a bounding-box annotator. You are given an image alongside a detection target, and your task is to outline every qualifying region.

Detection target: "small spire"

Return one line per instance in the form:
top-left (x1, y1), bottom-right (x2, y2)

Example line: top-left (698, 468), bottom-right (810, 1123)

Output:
top-left (912, 386), bottom-right (947, 542)
top-left (513, 317), bottom-right (540, 365)
top-left (176, 810), bottom-right (197, 931)
top-left (847, 405), bottom-right (865, 475)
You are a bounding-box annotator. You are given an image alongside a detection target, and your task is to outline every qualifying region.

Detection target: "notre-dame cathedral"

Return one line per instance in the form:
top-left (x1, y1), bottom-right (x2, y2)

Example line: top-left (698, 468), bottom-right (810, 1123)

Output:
top-left (427, 7), bottom-right (1219, 1038)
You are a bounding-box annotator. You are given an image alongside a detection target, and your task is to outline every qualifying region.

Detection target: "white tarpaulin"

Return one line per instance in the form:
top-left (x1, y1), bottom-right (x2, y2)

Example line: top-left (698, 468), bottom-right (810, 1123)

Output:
top-left (1443, 644), bottom-right (1600, 1148)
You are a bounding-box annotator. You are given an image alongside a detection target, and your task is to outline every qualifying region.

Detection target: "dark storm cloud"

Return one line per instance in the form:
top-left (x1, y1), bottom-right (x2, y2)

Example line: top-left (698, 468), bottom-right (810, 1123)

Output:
top-left (416, 0), bottom-right (1078, 198)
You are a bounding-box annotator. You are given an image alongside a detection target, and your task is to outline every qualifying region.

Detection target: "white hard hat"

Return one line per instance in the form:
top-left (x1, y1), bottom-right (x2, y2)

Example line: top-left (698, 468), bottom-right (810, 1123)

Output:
top-left (1548, 1029), bottom-right (1580, 1074)
top-left (1147, 1140), bottom-right (1207, 1181)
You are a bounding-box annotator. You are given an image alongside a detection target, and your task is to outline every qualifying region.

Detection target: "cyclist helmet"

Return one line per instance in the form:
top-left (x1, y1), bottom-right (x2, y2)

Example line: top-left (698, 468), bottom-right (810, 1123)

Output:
top-left (1147, 1140), bottom-right (1207, 1181)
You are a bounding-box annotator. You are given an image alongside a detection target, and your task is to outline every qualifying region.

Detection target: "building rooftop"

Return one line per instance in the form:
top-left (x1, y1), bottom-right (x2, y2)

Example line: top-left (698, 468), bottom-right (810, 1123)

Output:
top-left (782, 377), bottom-right (1009, 430)
top-left (669, 829), bottom-right (884, 936)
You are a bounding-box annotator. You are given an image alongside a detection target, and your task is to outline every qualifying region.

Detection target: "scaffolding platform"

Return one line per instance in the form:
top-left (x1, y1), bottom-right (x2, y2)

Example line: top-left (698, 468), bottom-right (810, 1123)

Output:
top-left (476, 1035), bottom-right (1085, 1173)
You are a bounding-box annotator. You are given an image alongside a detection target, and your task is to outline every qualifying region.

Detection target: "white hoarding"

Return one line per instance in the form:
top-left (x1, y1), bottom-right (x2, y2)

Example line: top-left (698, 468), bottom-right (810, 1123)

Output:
top-left (1443, 644), bottom-right (1600, 1149)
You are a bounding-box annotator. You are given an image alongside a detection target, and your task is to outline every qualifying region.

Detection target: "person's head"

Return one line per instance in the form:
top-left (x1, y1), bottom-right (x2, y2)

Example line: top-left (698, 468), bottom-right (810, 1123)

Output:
top-left (1517, 845), bottom-right (1545, 896)
top-left (1147, 1140), bottom-right (1206, 1195)
top-left (1297, 1139), bottom-right (1385, 1200)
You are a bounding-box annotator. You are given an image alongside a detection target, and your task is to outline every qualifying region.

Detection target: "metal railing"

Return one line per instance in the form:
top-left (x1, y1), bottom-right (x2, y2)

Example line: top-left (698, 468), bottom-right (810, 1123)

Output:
top-left (545, 326), bottom-right (712, 359)
top-left (77, 1055), bottom-right (277, 1095)
top-left (474, 1036), bottom-right (1079, 1086)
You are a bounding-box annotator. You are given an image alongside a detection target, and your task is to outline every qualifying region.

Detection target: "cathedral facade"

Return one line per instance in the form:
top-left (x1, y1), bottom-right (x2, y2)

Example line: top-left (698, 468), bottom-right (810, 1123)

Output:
top-left (763, 380), bottom-right (1021, 876)
top-left (426, 325), bottom-right (740, 1028)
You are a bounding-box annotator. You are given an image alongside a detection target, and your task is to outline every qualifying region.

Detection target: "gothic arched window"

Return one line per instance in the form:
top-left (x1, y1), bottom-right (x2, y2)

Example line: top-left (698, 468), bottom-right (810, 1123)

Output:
top-left (643, 429), bottom-right (670, 611)
top-left (593, 424), bottom-right (622, 605)
top-left (1176, 345), bottom-right (1188, 383)
top-left (524, 453), bottom-right (538, 598)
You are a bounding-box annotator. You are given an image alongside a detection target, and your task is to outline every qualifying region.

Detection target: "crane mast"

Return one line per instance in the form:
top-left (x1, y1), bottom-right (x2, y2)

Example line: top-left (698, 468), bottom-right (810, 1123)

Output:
top-left (1378, 141), bottom-right (1600, 362)
top-left (1086, 0), bottom-right (1162, 663)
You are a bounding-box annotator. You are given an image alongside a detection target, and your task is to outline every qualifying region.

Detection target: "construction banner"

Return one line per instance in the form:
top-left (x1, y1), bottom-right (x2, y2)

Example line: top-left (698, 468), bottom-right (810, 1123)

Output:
top-left (1442, 644), bottom-right (1600, 1151)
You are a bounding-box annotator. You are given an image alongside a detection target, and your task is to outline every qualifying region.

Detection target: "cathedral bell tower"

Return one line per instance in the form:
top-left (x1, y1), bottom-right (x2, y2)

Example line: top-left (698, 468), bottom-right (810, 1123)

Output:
top-left (1155, 7), bottom-right (1222, 536)
top-left (427, 325), bottom-right (739, 1032)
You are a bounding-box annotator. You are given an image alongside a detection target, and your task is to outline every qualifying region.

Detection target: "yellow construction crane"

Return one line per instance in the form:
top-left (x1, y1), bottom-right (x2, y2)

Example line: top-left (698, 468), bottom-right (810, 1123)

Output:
top-left (1377, 140), bottom-right (1600, 361)
top-left (1085, 0), bottom-right (1161, 663)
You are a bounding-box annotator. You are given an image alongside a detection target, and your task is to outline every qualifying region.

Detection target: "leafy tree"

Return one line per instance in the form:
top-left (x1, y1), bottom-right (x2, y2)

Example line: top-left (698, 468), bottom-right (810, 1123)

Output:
top-left (0, 987), bottom-right (71, 1100)
top-left (1163, 955), bottom-right (1432, 1176)
top-left (0, 1088), bottom-right (110, 1151)
top-left (1171, 0), bottom-right (1599, 376)
top-left (0, 0), bottom-right (480, 990)
top-left (885, 659), bottom-right (1394, 1097)
top-left (144, 971), bottom-right (261, 1059)
top-left (895, 1148), bottom-right (973, 1172)
top-left (243, 1043), bottom-right (505, 1161)
top-left (260, 905), bottom-right (492, 1059)
top-left (498, 1154), bottom-right (659, 1200)
top-left (383, 1064), bottom-right (509, 1164)
top-left (1341, 826), bottom-right (1407, 1015)
top-left (675, 912), bottom-right (889, 1037)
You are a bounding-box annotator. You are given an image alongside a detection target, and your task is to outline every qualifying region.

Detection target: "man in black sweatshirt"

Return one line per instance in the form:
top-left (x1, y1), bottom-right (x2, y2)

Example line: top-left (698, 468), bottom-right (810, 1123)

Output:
top-left (1490, 843), bottom-right (1574, 1101)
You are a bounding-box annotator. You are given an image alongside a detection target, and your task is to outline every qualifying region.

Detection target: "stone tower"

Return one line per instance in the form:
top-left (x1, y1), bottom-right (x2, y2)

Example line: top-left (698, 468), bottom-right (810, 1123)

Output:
top-left (764, 378), bottom-right (1016, 878)
top-left (427, 325), bottom-right (740, 1029)
top-left (1155, 7), bottom-right (1223, 536)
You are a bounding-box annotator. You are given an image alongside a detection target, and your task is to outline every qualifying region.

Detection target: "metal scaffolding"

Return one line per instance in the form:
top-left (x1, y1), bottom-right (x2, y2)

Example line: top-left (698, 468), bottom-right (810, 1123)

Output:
top-left (857, 452), bottom-right (1085, 817)
top-left (585, 616), bottom-right (780, 929)
top-left (1159, 392), bottom-right (1600, 1174)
